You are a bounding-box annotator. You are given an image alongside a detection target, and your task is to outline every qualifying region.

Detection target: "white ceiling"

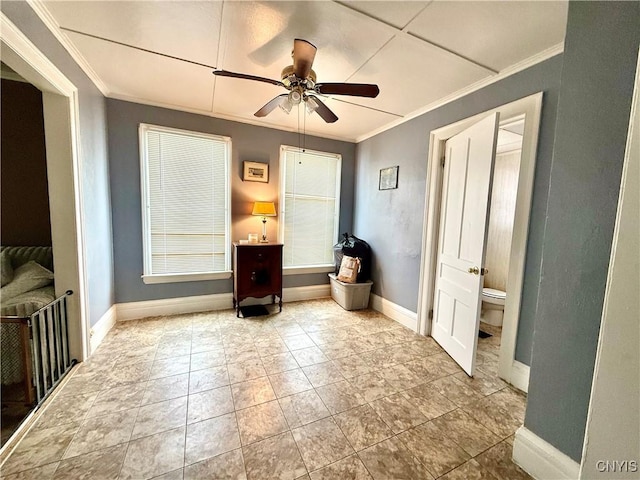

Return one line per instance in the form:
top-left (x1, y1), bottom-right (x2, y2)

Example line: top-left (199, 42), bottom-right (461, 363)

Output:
top-left (39, 0), bottom-right (568, 142)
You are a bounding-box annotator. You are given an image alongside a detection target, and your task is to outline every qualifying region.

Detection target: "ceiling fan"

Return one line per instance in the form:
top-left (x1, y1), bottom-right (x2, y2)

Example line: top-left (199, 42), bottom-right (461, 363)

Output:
top-left (213, 39), bottom-right (380, 123)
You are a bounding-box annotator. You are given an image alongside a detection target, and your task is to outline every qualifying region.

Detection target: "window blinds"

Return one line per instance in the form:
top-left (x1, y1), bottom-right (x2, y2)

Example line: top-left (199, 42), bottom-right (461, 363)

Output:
top-left (281, 147), bottom-right (341, 268)
top-left (141, 125), bottom-right (230, 276)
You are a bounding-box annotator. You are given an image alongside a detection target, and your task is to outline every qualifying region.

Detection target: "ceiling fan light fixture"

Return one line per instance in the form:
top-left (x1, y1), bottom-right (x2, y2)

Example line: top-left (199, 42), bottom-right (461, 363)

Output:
top-left (305, 96), bottom-right (319, 115)
top-left (278, 97), bottom-right (293, 114)
top-left (288, 89), bottom-right (302, 105)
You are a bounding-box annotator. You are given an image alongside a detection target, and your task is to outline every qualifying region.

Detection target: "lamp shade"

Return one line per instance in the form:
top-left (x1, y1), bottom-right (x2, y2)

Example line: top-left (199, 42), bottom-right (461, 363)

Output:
top-left (252, 201), bottom-right (277, 216)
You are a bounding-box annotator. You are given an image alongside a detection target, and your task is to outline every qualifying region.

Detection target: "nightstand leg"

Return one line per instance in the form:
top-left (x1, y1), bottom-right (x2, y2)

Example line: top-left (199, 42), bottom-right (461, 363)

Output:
top-left (278, 296), bottom-right (282, 312)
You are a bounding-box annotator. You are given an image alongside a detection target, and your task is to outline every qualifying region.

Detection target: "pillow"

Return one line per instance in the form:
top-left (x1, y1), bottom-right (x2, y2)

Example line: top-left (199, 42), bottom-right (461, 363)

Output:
top-left (0, 260), bottom-right (54, 301)
top-left (337, 255), bottom-right (361, 284)
top-left (0, 250), bottom-right (13, 287)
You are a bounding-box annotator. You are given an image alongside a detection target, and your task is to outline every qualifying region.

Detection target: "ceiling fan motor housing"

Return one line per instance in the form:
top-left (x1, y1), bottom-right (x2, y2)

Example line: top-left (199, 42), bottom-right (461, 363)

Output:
top-left (281, 65), bottom-right (316, 90)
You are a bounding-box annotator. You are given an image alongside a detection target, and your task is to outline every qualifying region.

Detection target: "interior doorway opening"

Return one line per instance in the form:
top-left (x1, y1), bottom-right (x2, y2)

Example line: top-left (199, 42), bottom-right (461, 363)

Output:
top-left (417, 93), bottom-right (543, 392)
top-left (0, 13), bottom-right (89, 454)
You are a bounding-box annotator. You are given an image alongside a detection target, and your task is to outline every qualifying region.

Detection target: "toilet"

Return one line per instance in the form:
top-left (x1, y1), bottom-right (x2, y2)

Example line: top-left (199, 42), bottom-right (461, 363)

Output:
top-left (481, 288), bottom-right (507, 326)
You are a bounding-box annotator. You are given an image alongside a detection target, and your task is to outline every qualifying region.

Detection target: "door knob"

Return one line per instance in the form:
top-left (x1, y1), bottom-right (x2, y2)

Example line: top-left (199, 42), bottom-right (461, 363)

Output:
top-left (468, 266), bottom-right (480, 275)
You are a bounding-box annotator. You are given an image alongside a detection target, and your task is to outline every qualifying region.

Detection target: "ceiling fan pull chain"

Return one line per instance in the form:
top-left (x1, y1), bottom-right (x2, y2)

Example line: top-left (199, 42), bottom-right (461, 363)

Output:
top-left (298, 103), bottom-right (301, 151)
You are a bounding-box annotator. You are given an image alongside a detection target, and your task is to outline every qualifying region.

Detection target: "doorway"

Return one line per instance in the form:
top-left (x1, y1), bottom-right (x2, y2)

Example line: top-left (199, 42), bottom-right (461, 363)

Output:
top-left (0, 12), bottom-right (89, 452)
top-left (417, 93), bottom-right (543, 392)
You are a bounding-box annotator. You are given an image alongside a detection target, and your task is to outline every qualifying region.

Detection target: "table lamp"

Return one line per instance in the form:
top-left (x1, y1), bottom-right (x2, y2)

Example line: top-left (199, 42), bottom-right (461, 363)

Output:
top-left (252, 201), bottom-right (277, 243)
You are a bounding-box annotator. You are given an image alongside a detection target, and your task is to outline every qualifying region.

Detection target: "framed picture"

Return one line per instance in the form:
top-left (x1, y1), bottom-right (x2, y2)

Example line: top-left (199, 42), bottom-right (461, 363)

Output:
top-left (379, 166), bottom-right (399, 190)
top-left (243, 161), bottom-right (269, 183)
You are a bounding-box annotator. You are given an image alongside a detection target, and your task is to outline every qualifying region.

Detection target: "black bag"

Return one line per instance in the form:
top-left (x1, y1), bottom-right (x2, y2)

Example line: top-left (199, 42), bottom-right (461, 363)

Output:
top-left (333, 233), bottom-right (371, 282)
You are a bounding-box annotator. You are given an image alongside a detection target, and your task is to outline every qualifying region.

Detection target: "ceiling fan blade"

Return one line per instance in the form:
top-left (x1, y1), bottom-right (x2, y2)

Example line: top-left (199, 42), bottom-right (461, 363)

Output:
top-left (213, 70), bottom-right (284, 87)
top-left (255, 94), bottom-right (289, 117)
top-left (307, 95), bottom-right (338, 123)
top-left (315, 83), bottom-right (380, 98)
top-left (292, 39), bottom-right (317, 79)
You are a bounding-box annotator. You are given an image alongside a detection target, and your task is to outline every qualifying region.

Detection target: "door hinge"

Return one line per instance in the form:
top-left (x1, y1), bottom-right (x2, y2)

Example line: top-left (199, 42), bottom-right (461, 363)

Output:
top-left (428, 309), bottom-right (434, 320)
top-left (441, 155), bottom-right (445, 168)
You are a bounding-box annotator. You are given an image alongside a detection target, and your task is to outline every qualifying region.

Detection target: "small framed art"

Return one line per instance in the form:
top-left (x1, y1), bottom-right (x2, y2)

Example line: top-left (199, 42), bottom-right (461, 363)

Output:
top-left (379, 166), bottom-right (399, 190)
top-left (243, 161), bottom-right (269, 183)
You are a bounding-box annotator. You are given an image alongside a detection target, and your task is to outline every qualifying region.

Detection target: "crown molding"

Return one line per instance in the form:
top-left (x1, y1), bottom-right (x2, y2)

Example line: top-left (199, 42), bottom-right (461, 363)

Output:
top-left (26, 0), bottom-right (109, 96)
top-left (21, 0), bottom-right (564, 146)
top-left (355, 42), bottom-right (565, 143)
top-left (108, 92), bottom-right (358, 144)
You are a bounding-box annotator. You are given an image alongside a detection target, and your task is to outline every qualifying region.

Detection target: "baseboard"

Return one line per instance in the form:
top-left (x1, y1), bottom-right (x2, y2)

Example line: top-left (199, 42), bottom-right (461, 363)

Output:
top-left (370, 293), bottom-right (418, 331)
top-left (513, 426), bottom-right (580, 480)
top-left (282, 284), bottom-right (330, 302)
top-left (511, 360), bottom-right (530, 393)
top-left (116, 284), bottom-right (331, 322)
top-left (89, 305), bottom-right (116, 353)
top-left (117, 292), bottom-right (234, 321)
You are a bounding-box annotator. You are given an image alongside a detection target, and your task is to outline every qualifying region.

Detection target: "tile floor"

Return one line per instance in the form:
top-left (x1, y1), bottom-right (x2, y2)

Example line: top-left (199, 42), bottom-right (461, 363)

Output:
top-left (0, 299), bottom-right (531, 479)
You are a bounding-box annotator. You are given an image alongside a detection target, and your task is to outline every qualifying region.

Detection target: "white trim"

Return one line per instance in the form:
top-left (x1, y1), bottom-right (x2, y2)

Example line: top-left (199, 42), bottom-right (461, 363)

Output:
top-left (370, 293), bottom-right (418, 331)
top-left (28, 0), bottom-right (561, 146)
top-left (510, 360), bottom-right (530, 393)
top-left (355, 43), bottom-right (563, 143)
top-left (116, 284), bottom-right (330, 321)
top-left (117, 293), bottom-right (232, 321)
top-left (1, 13), bottom-right (90, 362)
top-left (283, 265), bottom-right (335, 276)
top-left (89, 305), bottom-right (117, 353)
top-left (282, 284), bottom-right (330, 303)
top-left (513, 426), bottom-right (580, 480)
top-left (142, 271), bottom-right (232, 284)
top-left (109, 92), bottom-right (357, 143)
top-left (416, 93), bottom-right (543, 388)
top-left (0, 14), bottom-right (76, 95)
top-left (26, 0), bottom-right (109, 95)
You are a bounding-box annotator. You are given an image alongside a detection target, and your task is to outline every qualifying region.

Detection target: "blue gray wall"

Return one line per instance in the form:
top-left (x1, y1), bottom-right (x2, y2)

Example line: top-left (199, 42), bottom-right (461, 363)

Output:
top-left (525, 1), bottom-right (639, 462)
top-left (107, 99), bottom-right (355, 303)
top-left (354, 54), bottom-right (563, 366)
top-left (2, 2), bottom-right (114, 328)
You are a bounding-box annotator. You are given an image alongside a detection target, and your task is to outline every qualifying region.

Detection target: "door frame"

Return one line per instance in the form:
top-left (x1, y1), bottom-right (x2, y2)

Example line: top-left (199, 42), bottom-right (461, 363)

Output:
top-left (1, 13), bottom-right (90, 362)
top-left (417, 92), bottom-right (543, 390)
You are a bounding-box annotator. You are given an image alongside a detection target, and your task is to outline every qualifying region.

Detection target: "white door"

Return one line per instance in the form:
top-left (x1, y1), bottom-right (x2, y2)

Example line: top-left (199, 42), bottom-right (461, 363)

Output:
top-left (431, 113), bottom-right (500, 376)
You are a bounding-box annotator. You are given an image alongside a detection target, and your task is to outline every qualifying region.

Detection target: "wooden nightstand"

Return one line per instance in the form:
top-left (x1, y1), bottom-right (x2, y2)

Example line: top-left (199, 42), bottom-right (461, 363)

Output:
top-left (232, 243), bottom-right (283, 317)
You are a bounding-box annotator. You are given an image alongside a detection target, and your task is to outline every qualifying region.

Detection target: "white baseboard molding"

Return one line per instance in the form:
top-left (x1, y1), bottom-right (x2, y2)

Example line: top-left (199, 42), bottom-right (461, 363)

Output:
top-left (89, 305), bottom-right (116, 353)
top-left (117, 292), bottom-right (233, 321)
top-left (370, 293), bottom-right (418, 331)
top-left (511, 360), bottom-right (530, 393)
top-left (283, 284), bottom-right (330, 303)
top-left (116, 284), bottom-right (331, 322)
top-left (513, 426), bottom-right (580, 480)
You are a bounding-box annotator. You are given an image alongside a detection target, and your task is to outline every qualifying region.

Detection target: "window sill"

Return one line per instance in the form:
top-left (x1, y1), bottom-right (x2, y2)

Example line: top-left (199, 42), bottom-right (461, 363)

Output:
top-left (142, 271), bottom-right (232, 284)
top-left (283, 265), bottom-right (335, 276)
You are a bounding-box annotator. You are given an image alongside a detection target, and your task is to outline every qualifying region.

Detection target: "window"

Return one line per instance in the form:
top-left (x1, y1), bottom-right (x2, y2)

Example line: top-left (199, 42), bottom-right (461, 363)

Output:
top-left (139, 124), bottom-right (231, 283)
top-left (279, 146), bottom-right (342, 273)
